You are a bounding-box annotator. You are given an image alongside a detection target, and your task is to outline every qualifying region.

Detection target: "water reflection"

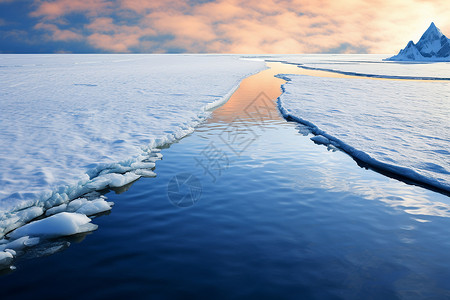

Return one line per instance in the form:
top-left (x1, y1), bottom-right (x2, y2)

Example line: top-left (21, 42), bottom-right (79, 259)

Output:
top-left (210, 62), bottom-right (304, 122)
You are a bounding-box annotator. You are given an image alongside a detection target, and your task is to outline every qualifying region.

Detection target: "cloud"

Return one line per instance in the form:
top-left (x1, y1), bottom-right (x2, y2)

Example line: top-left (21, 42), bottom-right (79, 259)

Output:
top-left (28, 0), bottom-right (450, 53)
top-left (2, 29), bottom-right (29, 40)
top-left (31, 0), bottom-right (112, 19)
top-left (34, 22), bottom-right (83, 41)
top-left (83, 17), bottom-right (156, 52)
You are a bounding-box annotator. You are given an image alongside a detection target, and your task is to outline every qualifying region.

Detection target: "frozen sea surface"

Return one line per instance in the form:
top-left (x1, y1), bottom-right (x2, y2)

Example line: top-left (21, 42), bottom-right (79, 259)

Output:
top-left (0, 54), bottom-right (264, 235)
top-left (277, 73), bottom-right (450, 193)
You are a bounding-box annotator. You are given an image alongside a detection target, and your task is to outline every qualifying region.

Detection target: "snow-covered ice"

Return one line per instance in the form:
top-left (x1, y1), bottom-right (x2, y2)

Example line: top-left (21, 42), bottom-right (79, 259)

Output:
top-left (0, 54), bottom-right (265, 239)
top-left (277, 74), bottom-right (450, 193)
top-left (45, 195), bottom-right (113, 217)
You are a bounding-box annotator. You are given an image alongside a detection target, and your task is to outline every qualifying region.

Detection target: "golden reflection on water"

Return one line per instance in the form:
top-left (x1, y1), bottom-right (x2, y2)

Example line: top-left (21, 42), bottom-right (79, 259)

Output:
top-left (208, 62), bottom-right (295, 123)
top-left (210, 61), bottom-right (427, 123)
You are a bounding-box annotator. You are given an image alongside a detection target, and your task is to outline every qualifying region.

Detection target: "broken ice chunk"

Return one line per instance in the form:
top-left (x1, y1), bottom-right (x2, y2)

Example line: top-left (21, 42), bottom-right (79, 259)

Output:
top-left (7, 212), bottom-right (98, 239)
top-left (0, 251), bottom-right (13, 269)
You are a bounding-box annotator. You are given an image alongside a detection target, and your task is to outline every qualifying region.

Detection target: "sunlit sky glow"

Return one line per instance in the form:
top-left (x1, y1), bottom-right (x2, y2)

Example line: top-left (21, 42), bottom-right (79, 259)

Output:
top-left (0, 0), bottom-right (448, 54)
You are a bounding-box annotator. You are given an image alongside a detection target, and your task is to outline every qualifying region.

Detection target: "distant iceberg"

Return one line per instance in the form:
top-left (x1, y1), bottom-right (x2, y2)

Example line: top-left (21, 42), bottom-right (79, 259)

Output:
top-left (386, 22), bottom-right (450, 61)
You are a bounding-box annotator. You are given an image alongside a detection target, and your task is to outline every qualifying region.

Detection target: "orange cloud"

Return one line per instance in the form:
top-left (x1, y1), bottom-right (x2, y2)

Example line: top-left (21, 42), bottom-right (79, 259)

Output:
top-left (30, 0), bottom-right (450, 53)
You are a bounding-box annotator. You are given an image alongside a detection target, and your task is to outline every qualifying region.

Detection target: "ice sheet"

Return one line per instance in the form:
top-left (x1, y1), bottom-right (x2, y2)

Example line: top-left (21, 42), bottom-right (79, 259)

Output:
top-left (277, 74), bottom-right (450, 193)
top-left (0, 54), bottom-right (265, 236)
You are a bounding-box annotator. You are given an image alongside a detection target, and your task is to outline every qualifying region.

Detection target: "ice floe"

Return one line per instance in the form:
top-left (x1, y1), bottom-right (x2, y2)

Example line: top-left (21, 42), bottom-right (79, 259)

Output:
top-left (277, 74), bottom-right (450, 194)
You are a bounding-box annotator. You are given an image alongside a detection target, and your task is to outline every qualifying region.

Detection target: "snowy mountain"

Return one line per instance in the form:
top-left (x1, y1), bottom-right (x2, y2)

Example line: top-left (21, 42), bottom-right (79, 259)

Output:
top-left (387, 22), bottom-right (450, 61)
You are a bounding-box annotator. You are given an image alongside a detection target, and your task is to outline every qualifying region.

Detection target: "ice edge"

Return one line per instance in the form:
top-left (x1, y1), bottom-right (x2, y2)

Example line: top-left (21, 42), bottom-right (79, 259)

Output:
top-left (0, 66), bottom-right (263, 239)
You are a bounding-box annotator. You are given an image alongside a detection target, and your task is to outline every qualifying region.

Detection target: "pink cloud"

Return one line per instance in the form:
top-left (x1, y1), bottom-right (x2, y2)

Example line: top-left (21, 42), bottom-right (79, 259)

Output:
top-left (150, 12), bottom-right (217, 42)
top-left (29, 0), bottom-right (450, 53)
top-left (87, 32), bottom-right (140, 52)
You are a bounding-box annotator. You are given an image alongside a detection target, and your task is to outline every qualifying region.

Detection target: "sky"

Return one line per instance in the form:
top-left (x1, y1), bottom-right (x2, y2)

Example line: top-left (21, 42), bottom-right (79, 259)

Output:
top-left (0, 0), bottom-right (449, 54)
